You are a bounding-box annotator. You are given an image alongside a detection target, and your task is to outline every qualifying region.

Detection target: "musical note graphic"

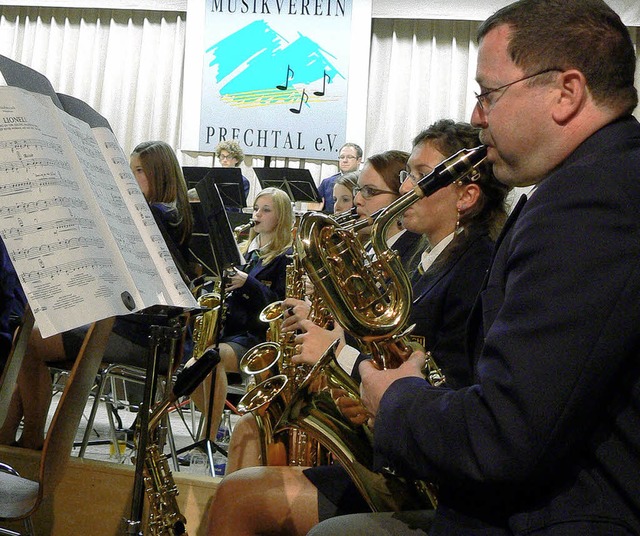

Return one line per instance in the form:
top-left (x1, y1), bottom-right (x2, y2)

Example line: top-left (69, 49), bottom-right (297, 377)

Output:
top-left (276, 65), bottom-right (295, 90)
top-left (289, 89), bottom-right (309, 114)
top-left (313, 71), bottom-right (331, 96)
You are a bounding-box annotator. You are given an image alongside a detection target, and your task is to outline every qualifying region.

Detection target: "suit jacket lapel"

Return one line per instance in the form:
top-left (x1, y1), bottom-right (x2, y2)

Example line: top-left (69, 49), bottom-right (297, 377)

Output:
top-left (465, 194), bottom-right (528, 360)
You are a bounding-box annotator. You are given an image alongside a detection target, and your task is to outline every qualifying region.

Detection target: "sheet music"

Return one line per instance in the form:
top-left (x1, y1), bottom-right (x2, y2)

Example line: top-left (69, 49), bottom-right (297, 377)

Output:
top-left (0, 86), bottom-right (197, 337)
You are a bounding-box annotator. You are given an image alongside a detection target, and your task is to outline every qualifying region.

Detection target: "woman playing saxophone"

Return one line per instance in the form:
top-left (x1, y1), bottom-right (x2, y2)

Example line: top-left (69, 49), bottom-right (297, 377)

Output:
top-left (189, 187), bottom-right (294, 443)
top-left (207, 121), bottom-right (510, 536)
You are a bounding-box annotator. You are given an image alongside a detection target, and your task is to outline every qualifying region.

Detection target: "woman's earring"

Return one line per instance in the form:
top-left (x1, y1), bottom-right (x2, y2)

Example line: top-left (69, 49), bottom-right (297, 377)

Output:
top-left (456, 207), bottom-right (462, 234)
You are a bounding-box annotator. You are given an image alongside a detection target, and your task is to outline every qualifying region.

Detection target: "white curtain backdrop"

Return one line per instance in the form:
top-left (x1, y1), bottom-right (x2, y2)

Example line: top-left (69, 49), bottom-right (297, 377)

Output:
top-left (1, 6), bottom-right (639, 205)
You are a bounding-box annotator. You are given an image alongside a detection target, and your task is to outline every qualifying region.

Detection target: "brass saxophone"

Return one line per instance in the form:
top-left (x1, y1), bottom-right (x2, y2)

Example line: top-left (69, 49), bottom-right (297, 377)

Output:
top-left (277, 146), bottom-right (488, 511)
top-left (237, 249), bottom-right (330, 467)
top-left (233, 220), bottom-right (255, 241)
top-left (139, 347), bottom-right (222, 535)
top-left (191, 279), bottom-right (222, 360)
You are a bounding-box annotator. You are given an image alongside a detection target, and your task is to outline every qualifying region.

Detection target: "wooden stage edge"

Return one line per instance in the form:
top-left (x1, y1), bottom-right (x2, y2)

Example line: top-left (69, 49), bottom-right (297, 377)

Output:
top-left (0, 444), bottom-right (219, 536)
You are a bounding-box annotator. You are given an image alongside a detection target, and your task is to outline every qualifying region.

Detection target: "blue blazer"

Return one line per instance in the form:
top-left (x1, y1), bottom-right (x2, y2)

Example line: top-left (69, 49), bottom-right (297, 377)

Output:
top-left (410, 231), bottom-right (494, 389)
top-left (374, 117), bottom-right (640, 535)
top-left (222, 247), bottom-right (292, 349)
top-left (391, 230), bottom-right (425, 275)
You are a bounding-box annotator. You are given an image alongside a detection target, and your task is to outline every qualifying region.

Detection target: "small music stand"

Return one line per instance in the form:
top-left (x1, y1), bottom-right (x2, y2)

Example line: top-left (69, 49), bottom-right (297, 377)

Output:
top-left (254, 167), bottom-right (321, 203)
top-left (204, 167), bottom-right (246, 209)
top-left (177, 180), bottom-right (244, 474)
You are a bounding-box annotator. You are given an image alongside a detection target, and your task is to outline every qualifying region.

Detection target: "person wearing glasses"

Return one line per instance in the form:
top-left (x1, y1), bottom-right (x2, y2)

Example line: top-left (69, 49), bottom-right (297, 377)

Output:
top-left (215, 139), bottom-right (251, 201)
top-left (352, 150), bottom-right (425, 274)
top-left (206, 123), bottom-right (510, 535)
top-left (308, 0), bottom-right (640, 534)
top-left (317, 142), bottom-right (363, 213)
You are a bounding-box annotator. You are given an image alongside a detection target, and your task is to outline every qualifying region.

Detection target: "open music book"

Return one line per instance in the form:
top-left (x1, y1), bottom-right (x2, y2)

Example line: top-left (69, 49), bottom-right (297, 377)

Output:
top-left (0, 86), bottom-right (198, 337)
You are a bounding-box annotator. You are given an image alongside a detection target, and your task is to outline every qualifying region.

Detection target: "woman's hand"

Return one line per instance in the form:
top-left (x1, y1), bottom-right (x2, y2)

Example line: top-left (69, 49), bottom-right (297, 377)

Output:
top-left (333, 388), bottom-right (371, 426)
top-left (225, 268), bottom-right (249, 292)
top-left (281, 297), bottom-right (311, 332)
top-left (291, 320), bottom-right (345, 366)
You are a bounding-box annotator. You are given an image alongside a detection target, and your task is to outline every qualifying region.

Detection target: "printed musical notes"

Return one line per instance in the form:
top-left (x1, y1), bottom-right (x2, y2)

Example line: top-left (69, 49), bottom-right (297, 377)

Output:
top-left (276, 65), bottom-right (295, 91)
top-left (276, 65), bottom-right (333, 114)
top-left (0, 85), bottom-right (197, 337)
top-left (313, 70), bottom-right (331, 97)
top-left (290, 89), bottom-right (309, 114)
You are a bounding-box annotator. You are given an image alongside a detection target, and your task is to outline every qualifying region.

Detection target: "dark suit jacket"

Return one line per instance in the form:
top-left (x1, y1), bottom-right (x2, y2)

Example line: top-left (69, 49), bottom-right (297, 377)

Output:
top-left (410, 231), bottom-right (493, 389)
top-left (374, 117), bottom-right (640, 535)
top-left (391, 229), bottom-right (426, 275)
top-left (222, 247), bottom-right (292, 349)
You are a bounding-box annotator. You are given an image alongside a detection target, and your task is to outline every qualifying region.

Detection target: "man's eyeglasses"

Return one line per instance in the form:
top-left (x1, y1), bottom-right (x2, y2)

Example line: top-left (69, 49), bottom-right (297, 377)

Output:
top-left (339, 155), bottom-right (358, 161)
top-left (474, 68), bottom-right (562, 112)
top-left (353, 185), bottom-right (398, 199)
top-left (219, 153), bottom-right (235, 161)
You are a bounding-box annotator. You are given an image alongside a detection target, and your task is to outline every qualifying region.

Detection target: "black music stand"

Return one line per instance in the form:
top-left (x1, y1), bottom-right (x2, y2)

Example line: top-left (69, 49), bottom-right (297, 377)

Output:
top-left (176, 180), bottom-right (244, 475)
top-left (182, 166), bottom-right (213, 190)
top-left (125, 305), bottom-right (190, 536)
top-left (204, 167), bottom-right (246, 210)
top-left (254, 167), bottom-right (321, 203)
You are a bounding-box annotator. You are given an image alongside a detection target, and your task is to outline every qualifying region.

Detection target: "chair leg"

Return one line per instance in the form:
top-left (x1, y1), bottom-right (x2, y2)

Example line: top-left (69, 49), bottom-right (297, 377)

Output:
top-left (23, 516), bottom-right (35, 536)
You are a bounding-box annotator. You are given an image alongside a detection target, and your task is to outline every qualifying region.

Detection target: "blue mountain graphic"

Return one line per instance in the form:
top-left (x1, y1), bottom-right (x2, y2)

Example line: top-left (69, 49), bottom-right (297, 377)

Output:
top-left (205, 20), bottom-right (344, 96)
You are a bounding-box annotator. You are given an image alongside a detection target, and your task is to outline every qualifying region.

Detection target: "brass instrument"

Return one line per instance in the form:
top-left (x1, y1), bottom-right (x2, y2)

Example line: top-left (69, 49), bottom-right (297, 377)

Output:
top-left (139, 380), bottom-right (189, 535)
top-left (233, 219), bottom-right (255, 241)
top-left (237, 247), bottom-right (330, 467)
top-left (276, 146), bottom-right (488, 511)
top-left (191, 280), bottom-right (222, 360)
top-left (137, 348), bottom-right (221, 536)
top-left (142, 442), bottom-right (187, 536)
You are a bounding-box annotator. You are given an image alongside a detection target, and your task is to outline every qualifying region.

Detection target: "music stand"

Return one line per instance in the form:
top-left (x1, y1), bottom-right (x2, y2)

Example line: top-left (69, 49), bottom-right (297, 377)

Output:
top-left (204, 167), bottom-right (246, 209)
top-left (182, 166), bottom-right (212, 190)
top-left (177, 180), bottom-right (244, 475)
top-left (254, 167), bottom-right (321, 203)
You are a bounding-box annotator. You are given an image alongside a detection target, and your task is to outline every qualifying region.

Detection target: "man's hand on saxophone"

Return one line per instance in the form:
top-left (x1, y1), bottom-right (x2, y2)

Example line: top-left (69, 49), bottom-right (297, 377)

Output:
top-left (280, 296), bottom-right (312, 331)
top-left (358, 349), bottom-right (426, 418)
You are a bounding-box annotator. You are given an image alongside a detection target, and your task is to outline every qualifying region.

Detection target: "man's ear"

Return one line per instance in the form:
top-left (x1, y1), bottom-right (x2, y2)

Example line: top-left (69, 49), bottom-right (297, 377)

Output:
top-left (552, 69), bottom-right (586, 124)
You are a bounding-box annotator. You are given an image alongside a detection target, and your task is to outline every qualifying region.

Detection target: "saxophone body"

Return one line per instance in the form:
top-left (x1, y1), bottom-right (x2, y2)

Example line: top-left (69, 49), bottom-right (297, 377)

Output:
top-left (237, 249), bottom-right (331, 467)
top-left (277, 146), bottom-right (488, 511)
top-left (143, 442), bottom-right (187, 536)
top-left (140, 389), bottom-right (189, 535)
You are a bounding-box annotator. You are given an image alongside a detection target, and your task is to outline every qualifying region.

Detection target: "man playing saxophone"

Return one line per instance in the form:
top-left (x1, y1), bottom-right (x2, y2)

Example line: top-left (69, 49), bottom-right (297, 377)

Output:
top-left (207, 121), bottom-right (510, 535)
top-left (311, 1), bottom-right (640, 534)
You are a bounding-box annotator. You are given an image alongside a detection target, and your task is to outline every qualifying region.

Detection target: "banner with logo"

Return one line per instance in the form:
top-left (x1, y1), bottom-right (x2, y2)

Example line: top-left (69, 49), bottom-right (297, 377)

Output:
top-left (182, 0), bottom-right (371, 160)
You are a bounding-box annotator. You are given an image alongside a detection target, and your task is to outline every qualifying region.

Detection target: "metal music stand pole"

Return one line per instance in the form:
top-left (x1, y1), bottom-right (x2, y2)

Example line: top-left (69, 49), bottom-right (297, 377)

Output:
top-left (125, 310), bottom-right (184, 536)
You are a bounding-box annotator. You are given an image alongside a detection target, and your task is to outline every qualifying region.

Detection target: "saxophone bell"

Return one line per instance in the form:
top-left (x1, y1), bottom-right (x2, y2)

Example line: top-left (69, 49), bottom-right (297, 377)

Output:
top-left (239, 341), bottom-right (282, 384)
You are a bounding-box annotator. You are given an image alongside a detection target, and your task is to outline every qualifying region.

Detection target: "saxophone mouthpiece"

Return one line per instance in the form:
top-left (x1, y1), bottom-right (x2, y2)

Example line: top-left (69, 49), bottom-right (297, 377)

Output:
top-left (416, 145), bottom-right (487, 198)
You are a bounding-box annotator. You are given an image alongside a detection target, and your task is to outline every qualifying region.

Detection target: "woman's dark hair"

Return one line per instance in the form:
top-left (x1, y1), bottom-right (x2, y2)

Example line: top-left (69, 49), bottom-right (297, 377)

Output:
top-left (413, 119), bottom-right (510, 240)
top-left (131, 140), bottom-right (193, 245)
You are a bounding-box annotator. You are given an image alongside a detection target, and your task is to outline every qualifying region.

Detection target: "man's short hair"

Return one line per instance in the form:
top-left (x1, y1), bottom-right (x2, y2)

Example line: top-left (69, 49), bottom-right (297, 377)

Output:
top-left (478, 0), bottom-right (637, 115)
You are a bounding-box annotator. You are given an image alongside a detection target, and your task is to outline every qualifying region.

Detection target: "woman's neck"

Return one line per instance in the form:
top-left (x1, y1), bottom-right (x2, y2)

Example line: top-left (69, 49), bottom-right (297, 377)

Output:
top-left (258, 231), bottom-right (274, 248)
